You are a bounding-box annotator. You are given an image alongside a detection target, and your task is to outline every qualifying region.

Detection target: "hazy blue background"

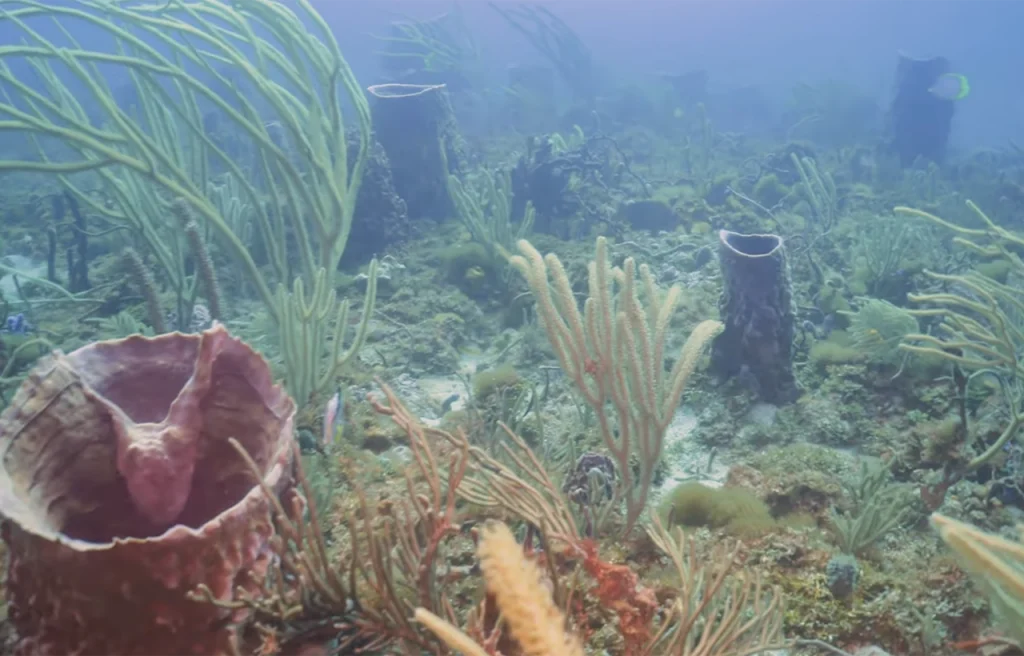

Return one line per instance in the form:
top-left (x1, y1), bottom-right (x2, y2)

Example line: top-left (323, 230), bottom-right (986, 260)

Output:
top-left (314, 0), bottom-right (1023, 150)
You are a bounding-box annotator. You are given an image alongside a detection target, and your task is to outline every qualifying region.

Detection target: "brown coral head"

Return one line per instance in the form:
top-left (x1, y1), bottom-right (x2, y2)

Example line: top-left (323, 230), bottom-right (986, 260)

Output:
top-left (0, 323), bottom-right (296, 654)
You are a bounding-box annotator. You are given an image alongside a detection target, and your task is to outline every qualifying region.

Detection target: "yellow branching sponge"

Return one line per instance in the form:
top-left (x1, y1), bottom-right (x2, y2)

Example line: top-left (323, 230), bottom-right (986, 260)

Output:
top-left (415, 521), bottom-right (583, 656)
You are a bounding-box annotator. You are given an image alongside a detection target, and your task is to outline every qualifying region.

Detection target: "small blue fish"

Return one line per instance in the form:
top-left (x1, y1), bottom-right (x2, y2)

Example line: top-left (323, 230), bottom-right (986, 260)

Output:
top-left (928, 73), bottom-right (970, 101)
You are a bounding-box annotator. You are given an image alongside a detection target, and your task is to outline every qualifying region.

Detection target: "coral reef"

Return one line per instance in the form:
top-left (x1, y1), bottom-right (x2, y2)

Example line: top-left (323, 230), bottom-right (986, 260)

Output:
top-left (1, 0), bottom-right (1023, 653)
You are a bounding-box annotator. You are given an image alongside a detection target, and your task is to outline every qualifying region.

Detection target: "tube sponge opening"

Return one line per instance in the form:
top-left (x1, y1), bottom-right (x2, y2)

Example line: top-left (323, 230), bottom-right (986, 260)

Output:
top-left (719, 230), bottom-right (784, 257)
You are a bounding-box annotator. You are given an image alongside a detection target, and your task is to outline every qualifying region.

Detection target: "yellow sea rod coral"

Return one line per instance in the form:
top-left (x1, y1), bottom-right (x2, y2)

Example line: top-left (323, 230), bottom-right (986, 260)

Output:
top-left (415, 521), bottom-right (582, 656)
top-left (479, 522), bottom-right (582, 656)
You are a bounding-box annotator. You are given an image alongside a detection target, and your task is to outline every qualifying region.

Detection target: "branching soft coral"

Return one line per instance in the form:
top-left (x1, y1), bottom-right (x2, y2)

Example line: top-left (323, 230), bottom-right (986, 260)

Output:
top-left (415, 521), bottom-right (583, 656)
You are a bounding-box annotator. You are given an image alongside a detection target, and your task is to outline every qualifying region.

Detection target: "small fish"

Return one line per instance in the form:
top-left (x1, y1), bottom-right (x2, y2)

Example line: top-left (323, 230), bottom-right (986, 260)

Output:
top-left (321, 386), bottom-right (344, 448)
top-left (928, 73), bottom-right (970, 101)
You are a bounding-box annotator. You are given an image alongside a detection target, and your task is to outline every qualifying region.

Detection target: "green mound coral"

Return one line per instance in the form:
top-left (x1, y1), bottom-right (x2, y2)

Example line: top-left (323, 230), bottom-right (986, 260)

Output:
top-left (659, 482), bottom-right (776, 537)
top-left (471, 363), bottom-right (521, 399)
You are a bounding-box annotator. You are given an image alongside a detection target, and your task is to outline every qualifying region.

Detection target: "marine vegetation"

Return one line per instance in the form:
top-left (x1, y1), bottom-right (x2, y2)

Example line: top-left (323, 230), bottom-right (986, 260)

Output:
top-left (0, 0), bottom-right (1023, 655)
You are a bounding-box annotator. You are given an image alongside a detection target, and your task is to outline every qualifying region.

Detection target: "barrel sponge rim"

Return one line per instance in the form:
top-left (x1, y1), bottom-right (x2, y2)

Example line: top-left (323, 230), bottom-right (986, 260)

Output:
top-left (718, 230), bottom-right (784, 258)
